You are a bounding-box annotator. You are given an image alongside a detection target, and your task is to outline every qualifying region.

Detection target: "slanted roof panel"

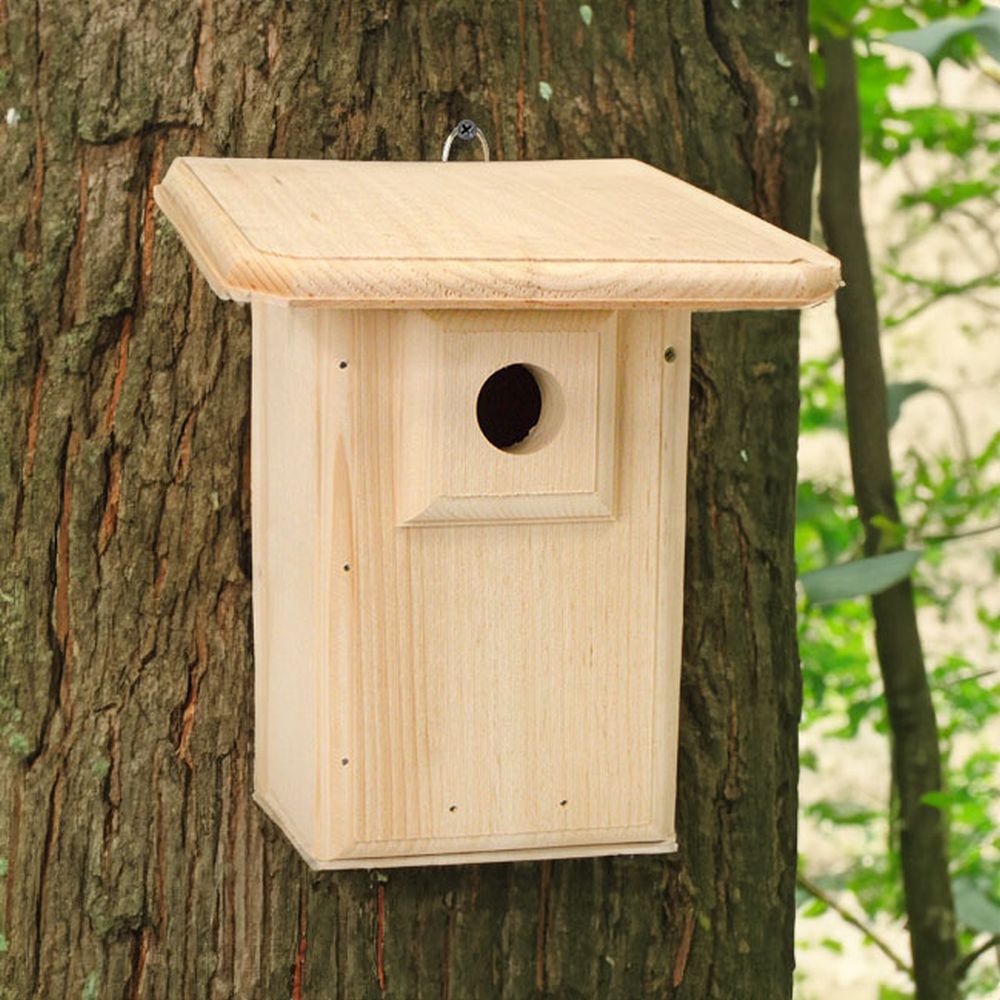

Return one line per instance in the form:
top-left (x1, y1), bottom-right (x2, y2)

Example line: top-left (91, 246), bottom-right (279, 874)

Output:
top-left (154, 157), bottom-right (840, 308)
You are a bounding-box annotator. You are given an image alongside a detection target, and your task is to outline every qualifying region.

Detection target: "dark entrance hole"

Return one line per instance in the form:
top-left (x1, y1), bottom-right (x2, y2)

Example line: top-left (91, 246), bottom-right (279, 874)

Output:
top-left (476, 364), bottom-right (543, 451)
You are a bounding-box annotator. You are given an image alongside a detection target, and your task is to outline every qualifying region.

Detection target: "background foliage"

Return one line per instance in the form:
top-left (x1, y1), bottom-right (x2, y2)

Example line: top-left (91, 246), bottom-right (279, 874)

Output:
top-left (797, 2), bottom-right (1000, 996)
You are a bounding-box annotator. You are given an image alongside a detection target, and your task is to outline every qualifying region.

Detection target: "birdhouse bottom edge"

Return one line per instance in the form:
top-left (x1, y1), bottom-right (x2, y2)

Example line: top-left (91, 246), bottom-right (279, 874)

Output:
top-left (255, 785), bottom-right (678, 870)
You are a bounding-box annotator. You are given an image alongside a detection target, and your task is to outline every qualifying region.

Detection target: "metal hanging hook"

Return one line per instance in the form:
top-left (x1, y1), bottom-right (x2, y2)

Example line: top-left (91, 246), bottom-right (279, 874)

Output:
top-left (441, 119), bottom-right (491, 162)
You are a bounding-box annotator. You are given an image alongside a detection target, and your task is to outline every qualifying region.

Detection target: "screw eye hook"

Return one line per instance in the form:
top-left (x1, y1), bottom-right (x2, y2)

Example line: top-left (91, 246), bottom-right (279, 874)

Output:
top-left (441, 119), bottom-right (491, 162)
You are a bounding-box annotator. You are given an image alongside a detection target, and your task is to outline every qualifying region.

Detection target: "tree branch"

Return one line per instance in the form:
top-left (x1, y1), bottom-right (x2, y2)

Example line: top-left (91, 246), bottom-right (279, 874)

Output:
top-left (921, 522), bottom-right (1000, 545)
top-left (797, 872), bottom-right (913, 977)
top-left (884, 270), bottom-right (1000, 328)
top-left (955, 933), bottom-right (1000, 981)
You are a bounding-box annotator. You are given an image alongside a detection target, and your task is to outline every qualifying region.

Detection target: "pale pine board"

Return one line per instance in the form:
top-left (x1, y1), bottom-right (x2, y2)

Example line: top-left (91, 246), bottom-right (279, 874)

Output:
top-left (154, 157), bottom-right (840, 308)
top-left (252, 306), bottom-right (690, 868)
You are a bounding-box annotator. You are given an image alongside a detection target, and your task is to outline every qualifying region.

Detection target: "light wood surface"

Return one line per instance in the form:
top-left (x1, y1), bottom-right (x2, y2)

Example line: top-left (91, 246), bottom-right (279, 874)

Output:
top-left (397, 310), bottom-right (618, 524)
top-left (154, 157), bottom-right (840, 309)
top-left (251, 304), bottom-right (690, 867)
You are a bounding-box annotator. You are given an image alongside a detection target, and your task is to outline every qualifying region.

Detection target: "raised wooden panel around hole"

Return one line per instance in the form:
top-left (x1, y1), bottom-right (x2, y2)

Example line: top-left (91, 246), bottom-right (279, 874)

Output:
top-left (397, 310), bottom-right (618, 525)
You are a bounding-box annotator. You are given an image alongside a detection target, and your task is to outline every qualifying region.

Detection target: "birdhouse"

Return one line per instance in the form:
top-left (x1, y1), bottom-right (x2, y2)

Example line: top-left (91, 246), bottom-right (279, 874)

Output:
top-left (154, 157), bottom-right (839, 869)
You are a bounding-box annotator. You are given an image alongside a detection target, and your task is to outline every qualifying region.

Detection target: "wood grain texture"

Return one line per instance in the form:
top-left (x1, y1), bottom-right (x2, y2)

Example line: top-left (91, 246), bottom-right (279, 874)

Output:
top-left (154, 157), bottom-right (840, 309)
top-left (251, 303), bottom-right (690, 868)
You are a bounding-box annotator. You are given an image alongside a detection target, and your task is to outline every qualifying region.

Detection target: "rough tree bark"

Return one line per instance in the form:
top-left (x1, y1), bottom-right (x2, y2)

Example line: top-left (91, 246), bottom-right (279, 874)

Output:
top-left (1, 2), bottom-right (815, 997)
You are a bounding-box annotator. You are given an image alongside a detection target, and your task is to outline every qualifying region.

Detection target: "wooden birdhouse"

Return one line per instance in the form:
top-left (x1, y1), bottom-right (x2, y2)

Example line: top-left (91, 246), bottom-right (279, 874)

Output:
top-left (154, 157), bottom-right (839, 869)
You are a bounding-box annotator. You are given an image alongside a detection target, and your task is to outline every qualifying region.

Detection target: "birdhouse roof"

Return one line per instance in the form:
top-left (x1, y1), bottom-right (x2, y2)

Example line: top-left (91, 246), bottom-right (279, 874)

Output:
top-left (154, 157), bottom-right (839, 309)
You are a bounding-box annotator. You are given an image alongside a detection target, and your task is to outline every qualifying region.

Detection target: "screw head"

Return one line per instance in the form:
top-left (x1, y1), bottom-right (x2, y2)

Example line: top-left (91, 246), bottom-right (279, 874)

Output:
top-left (664, 347), bottom-right (677, 363)
top-left (457, 119), bottom-right (477, 140)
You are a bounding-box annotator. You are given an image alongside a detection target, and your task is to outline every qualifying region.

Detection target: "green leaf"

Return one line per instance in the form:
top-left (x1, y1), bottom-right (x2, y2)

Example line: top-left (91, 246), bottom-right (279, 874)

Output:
top-left (538, 81), bottom-right (553, 102)
top-left (810, 0), bottom-right (865, 36)
top-left (800, 550), bottom-right (922, 604)
top-left (801, 897), bottom-right (829, 918)
top-left (886, 380), bottom-right (934, 428)
top-left (898, 179), bottom-right (1000, 213)
top-left (953, 877), bottom-right (1000, 934)
top-left (869, 515), bottom-right (907, 552)
top-left (920, 789), bottom-right (952, 811)
top-left (859, 8), bottom-right (918, 36)
top-left (878, 987), bottom-right (910, 1000)
top-left (882, 10), bottom-right (1000, 67)
top-left (579, 4), bottom-right (593, 27)
top-left (806, 798), bottom-right (881, 825)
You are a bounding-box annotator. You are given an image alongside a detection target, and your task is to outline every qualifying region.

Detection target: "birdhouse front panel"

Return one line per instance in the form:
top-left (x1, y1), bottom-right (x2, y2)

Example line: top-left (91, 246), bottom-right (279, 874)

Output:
top-left (250, 302), bottom-right (689, 867)
top-left (154, 156), bottom-right (839, 868)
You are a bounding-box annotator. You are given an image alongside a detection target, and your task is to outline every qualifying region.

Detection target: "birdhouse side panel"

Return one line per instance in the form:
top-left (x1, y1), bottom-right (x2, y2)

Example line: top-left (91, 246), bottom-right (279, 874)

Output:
top-left (251, 303), bottom-right (356, 860)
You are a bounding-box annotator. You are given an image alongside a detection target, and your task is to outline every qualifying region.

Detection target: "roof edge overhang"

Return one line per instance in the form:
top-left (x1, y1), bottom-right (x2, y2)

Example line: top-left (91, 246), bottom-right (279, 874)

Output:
top-left (154, 157), bottom-right (841, 310)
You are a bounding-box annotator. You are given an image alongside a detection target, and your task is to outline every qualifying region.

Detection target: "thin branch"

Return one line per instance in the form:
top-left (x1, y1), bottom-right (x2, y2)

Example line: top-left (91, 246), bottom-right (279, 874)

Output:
top-left (925, 385), bottom-right (973, 467)
top-left (955, 933), bottom-right (1000, 982)
top-left (920, 522), bottom-right (1000, 544)
top-left (797, 872), bottom-right (913, 977)
top-left (948, 205), bottom-right (1000, 266)
top-left (938, 216), bottom-right (997, 276)
top-left (885, 268), bottom-right (1000, 295)
top-left (945, 207), bottom-right (1000, 271)
top-left (968, 293), bottom-right (1000, 312)
top-left (977, 57), bottom-right (1000, 85)
top-left (938, 669), bottom-right (997, 688)
top-left (884, 271), bottom-right (1000, 328)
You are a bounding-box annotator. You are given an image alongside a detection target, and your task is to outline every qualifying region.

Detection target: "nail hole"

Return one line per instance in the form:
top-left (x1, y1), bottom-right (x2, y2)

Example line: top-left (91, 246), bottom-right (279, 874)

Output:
top-left (338, 360), bottom-right (348, 369)
top-left (448, 804), bottom-right (458, 813)
top-left (341, 757), bottom-right (349, 766)
top-left (559, 799), bottom-right (568, 807)
top-left (664, 347), bottom-right (677, 363)
top-left (343, 564), bottom-right (351, 572)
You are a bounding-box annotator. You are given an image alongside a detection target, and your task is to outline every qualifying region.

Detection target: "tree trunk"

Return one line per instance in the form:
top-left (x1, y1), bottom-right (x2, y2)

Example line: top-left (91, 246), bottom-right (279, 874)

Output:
top-left (0, 2), bottom-right (814, 997)
top-left (817, 33), bottom-right (958, 998)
